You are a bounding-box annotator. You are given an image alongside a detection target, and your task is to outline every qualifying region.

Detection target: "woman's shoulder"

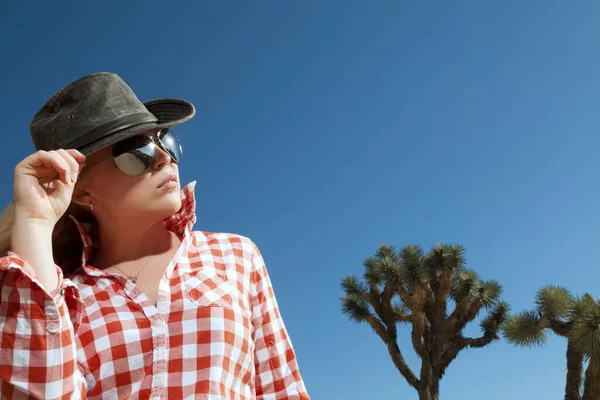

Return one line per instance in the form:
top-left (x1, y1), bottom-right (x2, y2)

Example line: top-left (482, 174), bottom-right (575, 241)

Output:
top-left (190, 230), bottom-right (258, 258)
top-left (188, 231), bottom-right (264, 281)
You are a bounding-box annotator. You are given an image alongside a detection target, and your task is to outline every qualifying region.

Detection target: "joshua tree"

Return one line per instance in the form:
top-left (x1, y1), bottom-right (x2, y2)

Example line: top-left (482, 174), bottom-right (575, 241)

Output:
top-left (340, 244), bottom-right (509, 400)
top-left (504, 286), bottom-right (600, 400)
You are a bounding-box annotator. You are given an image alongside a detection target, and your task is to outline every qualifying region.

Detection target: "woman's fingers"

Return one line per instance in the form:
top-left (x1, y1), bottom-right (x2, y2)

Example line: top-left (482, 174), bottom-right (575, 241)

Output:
top-left (65, 149), bottom-right (86, 164)
top-left (56, 149), bottom-right (83, 182)
top-left (34, 151), bottom-right (71, 185)
top-left (20, 149), bottom-right (87, 185)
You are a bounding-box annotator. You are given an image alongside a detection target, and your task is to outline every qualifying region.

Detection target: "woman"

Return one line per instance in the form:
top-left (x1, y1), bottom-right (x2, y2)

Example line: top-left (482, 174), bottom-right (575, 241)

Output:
top-left (0, 73), bottom-right (309, 399)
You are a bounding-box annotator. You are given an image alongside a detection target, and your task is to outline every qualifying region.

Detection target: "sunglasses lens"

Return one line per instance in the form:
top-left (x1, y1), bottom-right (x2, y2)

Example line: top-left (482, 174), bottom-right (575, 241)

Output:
top-left (110, 130), bottom-right (182, 176)
top-left (113, 136), bottom-right (155, 176)
top-left (159, 129), bottom-right (183, 163)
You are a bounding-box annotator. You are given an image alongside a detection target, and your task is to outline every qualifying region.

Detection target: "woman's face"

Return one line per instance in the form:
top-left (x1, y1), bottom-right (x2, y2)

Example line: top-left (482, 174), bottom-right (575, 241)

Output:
top-left (76, 132), bottom-right (182, 223)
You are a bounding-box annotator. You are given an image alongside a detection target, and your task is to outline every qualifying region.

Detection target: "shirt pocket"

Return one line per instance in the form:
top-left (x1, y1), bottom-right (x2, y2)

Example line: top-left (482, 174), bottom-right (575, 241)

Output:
top-left (184, 268), bottom-right (233, 308)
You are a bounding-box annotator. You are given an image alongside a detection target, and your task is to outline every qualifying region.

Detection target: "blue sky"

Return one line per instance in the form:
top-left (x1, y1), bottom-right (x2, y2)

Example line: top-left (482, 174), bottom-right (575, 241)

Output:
top-left (2, 1), bottom-right (600, 399)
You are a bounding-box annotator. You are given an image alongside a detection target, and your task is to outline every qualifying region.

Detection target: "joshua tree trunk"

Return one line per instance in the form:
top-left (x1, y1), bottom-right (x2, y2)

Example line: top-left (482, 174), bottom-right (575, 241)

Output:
top-left (417, 381), bottom-right (440, 400)
top-left (430, 380), bottom-right (440, 400)
top-left (418, 389), bottom-right (431, 400)
top-left (431, 381), bottom-right (440, 400)
top-left (565, 340), bottom-right (583, 400)
top-left (582, 358), bottom-right (600, 400)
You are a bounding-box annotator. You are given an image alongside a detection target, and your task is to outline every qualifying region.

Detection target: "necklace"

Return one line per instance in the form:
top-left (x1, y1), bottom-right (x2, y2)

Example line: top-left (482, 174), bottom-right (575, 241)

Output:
top-left (112, 256), bottom-right (154, 283)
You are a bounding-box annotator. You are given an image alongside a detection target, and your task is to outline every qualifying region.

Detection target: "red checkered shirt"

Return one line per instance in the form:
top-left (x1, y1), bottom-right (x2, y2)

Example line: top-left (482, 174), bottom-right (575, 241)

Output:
top-left (0, 182), bottom-right (309, 399)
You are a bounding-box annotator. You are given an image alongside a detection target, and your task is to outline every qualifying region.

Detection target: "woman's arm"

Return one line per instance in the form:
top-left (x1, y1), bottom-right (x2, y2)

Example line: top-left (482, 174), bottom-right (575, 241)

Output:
top-left (0, 149), bottom-right (87, 398)
top-left (250, 242), bottom-right (309, 400)
top-left (0, 252), bottom-right (86, 399)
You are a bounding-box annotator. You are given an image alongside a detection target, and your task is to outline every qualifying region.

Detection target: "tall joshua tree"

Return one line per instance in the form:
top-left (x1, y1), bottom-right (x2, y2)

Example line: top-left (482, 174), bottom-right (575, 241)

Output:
top-left (503, 286), bottom-right (600, 400)
top-left (340, 244), bottom-right (509, 400)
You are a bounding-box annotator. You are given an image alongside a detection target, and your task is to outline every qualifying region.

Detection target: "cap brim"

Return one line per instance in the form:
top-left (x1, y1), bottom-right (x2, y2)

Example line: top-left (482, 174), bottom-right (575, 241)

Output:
top-left (79, 98), bottom-right (195, 156)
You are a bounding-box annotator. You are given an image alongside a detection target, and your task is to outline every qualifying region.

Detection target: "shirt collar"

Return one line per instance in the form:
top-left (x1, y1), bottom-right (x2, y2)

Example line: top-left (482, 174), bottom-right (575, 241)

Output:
top-left (69, 181), bottom-right (197, 269)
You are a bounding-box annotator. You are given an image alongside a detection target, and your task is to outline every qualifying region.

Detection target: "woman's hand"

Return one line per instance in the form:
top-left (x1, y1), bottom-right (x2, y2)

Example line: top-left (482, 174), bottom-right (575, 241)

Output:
top-left (13, 149), bottom-right (86, 226)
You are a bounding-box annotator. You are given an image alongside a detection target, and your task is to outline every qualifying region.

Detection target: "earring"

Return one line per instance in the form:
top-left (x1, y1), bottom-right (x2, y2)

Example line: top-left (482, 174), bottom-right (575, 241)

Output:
top-left (90, 202), bottom-right (94, 211)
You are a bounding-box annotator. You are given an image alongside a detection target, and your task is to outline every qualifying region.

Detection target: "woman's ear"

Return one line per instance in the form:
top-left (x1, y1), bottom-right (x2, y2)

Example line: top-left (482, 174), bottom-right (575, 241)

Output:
top-left (71, 183), bottom-right (94, 209)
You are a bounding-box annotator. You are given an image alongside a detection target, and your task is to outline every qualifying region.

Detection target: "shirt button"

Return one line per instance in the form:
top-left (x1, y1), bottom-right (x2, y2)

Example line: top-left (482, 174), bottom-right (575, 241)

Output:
top-left (46, 323), bottom-right (60, 334)
top-left (152, 318), bottom-right (163, 329)
top-left (60, 288), bottom-right (66, 296)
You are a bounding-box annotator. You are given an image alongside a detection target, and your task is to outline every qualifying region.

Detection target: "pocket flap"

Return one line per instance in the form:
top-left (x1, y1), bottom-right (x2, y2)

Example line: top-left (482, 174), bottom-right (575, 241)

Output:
top-left (185, 268), bottom-right (232, 307)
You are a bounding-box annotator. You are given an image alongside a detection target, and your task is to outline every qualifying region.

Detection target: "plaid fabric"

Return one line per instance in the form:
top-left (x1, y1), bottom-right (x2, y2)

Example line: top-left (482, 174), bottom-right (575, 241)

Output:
top-left (0, 182), bottom-right (309, 400)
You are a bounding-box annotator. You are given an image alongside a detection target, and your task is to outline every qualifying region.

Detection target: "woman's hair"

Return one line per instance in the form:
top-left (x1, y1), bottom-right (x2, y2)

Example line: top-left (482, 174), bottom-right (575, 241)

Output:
top-left (0, 202), bottom-right (98, 275)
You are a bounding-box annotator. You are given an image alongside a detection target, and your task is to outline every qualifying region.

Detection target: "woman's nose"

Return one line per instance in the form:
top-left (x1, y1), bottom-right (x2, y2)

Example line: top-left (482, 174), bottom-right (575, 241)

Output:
top-left (152, 144), bottom-right (173, 170)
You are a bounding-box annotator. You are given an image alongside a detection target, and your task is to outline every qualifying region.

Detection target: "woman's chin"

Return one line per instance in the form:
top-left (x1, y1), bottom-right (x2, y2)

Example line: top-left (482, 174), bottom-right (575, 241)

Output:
top-left (123, 191), bottom-right (183, 221)
top-left (157, 197), bottom-right (183, 219)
